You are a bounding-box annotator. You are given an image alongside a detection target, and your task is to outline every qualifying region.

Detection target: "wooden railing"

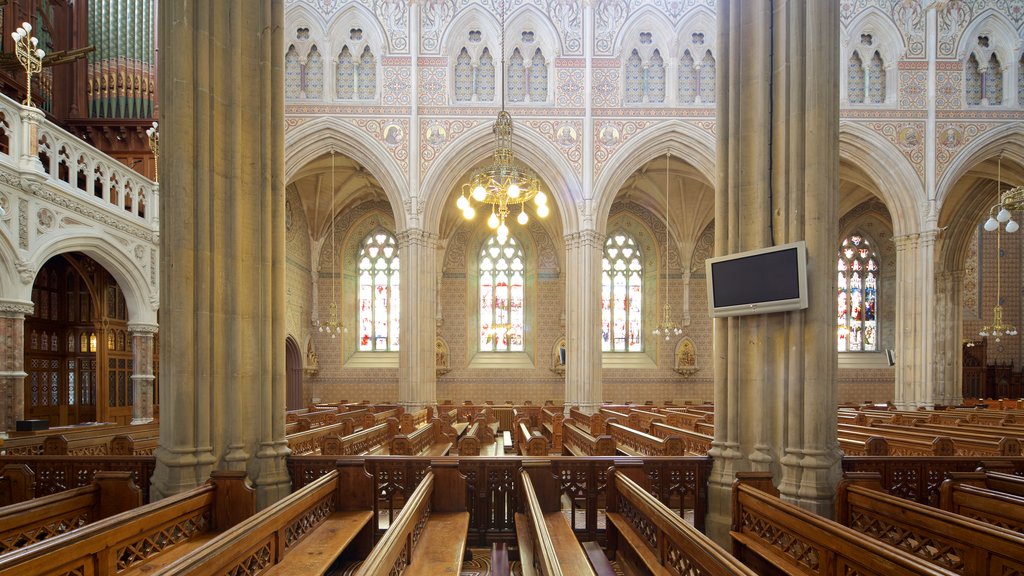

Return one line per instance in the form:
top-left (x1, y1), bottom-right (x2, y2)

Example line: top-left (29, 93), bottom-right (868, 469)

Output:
top-left (938, 473), bottom-right (1024, 532)
top-left (0, 471), bottom-right (140, 555)
top-left (0, 456), bottom-right (157, 503)
top-left (649, 422), bottom-right (710, 456)
top-left (518, 421), bottom-right (549, 456)
top-left (518, 469), bottom-right (566, 576)
top-left (3, 423), bottom-right (160, 456)
top-left (320, 422), bottom-right (391, 455)
top-left (842, 456), bottom-right (1024, 506)
top-left (569, 408), bottom-right (608, 436)
top-left (607, 465), bottom-right (755, 575)
top-left (390, 420), bottom-right (451, 456)
top-left (732, 472), bottom-right (957, 576)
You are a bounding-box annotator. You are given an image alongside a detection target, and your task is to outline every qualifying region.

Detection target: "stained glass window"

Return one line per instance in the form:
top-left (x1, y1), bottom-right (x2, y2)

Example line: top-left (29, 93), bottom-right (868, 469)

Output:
top-left (848, 51), bottom-right (865, 104)
top-left (868, 51), bottom-right (885, 104)
top-left (477, 48), bottom-right (495, 101)
top-left (357, 230), bottom-right (400, 351)
top-left (357, 46), bottom-right (376, 99)
top-left (285, 45), bottom-right (301, 99)
top-left (602, 233), bottom-right (643, 352)
top-left (479, 235), bottom-right (525, 352)
top-left (647, 50), bottom-right (665, 103)
top-left (337, 46), bottom-right (355, 99)
top-left (305, 46), bottom-right (323, 99)
top-left (837, 234), bottom-right (878, 352)
top-left (455, 48), bottom-right (473, 101)
top-left (624, 49), bottom-right (643, 103)
top-left (529, 48), bottom-right (547, 102)
top-left (985, 53), bottom-right (1003, 105)
top-left (699, 50), bottom-right (716, 104)
top-left (966, 54), bottom-right (982, 105)
top-left (678, 50), bottom-right (696, 104)
top-left (507, 48), bottom-right (526, 103)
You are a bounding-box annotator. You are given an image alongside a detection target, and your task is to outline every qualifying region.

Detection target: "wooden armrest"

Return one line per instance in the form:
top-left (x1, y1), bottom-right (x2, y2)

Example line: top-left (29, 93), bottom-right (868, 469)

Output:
top-left (582, 542), bottom-right (617, 576)
top-left (263, 510), bottom-right (373, 575)
top-left (403, 512), bottom-right (469, 576)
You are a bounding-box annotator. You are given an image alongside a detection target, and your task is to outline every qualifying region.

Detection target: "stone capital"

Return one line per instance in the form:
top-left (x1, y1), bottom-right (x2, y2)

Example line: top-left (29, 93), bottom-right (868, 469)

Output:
top-left (397, 227), bottom-right (441, 250)
top-left (0, 299), bottom-right (34, 318)
top-left (563, 230), bottom-right (604, 250)
top-left (128, 322), bottom-right (160, 335)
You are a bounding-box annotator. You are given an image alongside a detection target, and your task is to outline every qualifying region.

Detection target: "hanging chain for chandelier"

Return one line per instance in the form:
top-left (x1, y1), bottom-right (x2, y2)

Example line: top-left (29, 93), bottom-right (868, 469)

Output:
top-left (316, 149), bottom-right (344, 337)
top-left (980, 154), bottom-right (1018, 341)
top-left (455, 0), bottom-right (548, 245)
top-left (984, 152), bottom-right (1024, 233)
top-left (652, 151), bottom-right (682, 340)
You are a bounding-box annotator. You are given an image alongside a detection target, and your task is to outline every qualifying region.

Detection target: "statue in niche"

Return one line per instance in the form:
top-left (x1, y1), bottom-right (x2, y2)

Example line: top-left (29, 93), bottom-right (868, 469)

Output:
top-left (436, 337), bottom-right (450, 377)
top-left (674, 338), bottom-right (698, 377)
top-left (305, 341), bottom-right (320, 377)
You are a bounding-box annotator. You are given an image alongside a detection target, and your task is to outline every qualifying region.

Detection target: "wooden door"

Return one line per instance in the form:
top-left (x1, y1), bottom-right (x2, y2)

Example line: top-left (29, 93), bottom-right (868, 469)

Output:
top-left (286, 338), bottom-right (303, 410)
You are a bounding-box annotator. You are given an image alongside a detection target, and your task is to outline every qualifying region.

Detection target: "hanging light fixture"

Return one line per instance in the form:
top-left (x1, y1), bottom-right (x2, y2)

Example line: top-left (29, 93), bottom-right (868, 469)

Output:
top-left (454, 0), bottom-right (548, 244)
top-left (983, 154), bottom-right (1024, 233)
top-left (652, 152), bottom-right (682, 341)
top-left (314, 149), bottom-right (344, 338)
top-left (979, 160), bottom-right (1018, 342)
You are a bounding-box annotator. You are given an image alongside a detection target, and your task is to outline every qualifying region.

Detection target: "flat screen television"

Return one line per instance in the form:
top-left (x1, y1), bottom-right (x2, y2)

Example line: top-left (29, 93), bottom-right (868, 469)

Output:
top-left (705, 240), bottom-right (808, 318)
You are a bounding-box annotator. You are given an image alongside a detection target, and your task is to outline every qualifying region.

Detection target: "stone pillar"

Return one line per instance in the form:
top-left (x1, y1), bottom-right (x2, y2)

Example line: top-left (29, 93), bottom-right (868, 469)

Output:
top-left (707, 1), bottom-right (841, 541)
top-left (934, 268), bottom-right (964, 406)
top-left (152, 0), bottom-right (290, 508)
top-left (0, 299), bottom-right (32, 431)
top-left (398, 228), bottom-right (439, 411)
top-left (894, 230), bottom-right (939, 409)
top-left (128, 322), bottom-right (158, 424)
top-left (564, 230), bottom-right (603, 413)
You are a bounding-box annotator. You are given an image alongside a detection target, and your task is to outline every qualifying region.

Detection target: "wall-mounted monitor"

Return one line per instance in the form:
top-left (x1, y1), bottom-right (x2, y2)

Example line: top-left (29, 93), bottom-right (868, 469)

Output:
top-left (705, 241), bottom-right (808, 318)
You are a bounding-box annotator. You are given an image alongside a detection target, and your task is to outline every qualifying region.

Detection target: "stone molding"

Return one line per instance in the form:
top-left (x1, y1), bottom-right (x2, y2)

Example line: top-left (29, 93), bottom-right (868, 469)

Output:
top-left (563, 229), bottom-right (604, 250)
top-left (397, 227), bottom-right (441, 249)
top-left (127, 322), bottom-right (160, 334)
top-left (0, 299), bottom-right (34, 316)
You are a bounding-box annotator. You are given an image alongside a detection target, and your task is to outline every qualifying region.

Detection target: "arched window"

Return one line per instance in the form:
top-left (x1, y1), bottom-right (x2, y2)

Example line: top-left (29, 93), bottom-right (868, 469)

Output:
top-left (985, 53), bottom-right (1003, 105)
top-left (337, 46), bottom-right (355, 99)
top-left (285, 45), bottom-right (301, 99)
top-left (848, 51), bottom-right (865, 104)
top-left (624, 49), bottom-right (643, 103)
top-left (867, 51), bottom-right (885, 104)
top-left (479, 235), bottom-right (524, 352)
top-left (678, 50), bottom-right (696, 104)
top-left (602, 232), bottom-right (642, 352)
top-left (357, 230), bottom-right (399, 351)
top-left (837, 234), bottom-right (878, 352)
top-left (507, 48), bottom-right (526, 103)
top-left (305, 46), bottom-right (323, 99)
top-left (1018, 53), bottom-right (1024, 105)
top-left (647, 49), bottom-right (665, 103)
top-left (357, 46), bottom-right (376, 99)
top-left (455, 48), bottom-right (473, 101)
top-left (698, 50), bottom-right (716, 104)
top-left (477, 48), bottom-right (495, 101)
top-left (528, 48), bottom-right (548, 102)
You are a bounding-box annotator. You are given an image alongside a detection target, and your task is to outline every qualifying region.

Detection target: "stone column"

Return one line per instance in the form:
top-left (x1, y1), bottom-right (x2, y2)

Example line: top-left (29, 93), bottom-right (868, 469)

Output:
top-left (707, 1), bottom-right (841, 541)
top-left (128, 322), bottom-right (158, 424)
top-left (894, 230), bottom-right (939, 409)
top-left (152, 0), bottom-right (290, 508)
top-left (564, 230), bottom-right (603, 413)
top-left (934, 268), bottom-right (964, 406)
top-left (398, 228), bottom-right (439, 411)
top-left (0, 299), bottom-right (32, 431)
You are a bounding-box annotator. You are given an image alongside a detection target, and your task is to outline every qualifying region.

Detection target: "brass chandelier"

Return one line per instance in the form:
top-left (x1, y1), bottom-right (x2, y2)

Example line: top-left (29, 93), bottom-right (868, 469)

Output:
top-left (652, 152), bottom-right (682, 340)
top-left (455, 1), bottom-right (548, 243)
top-left (980, 154), bottom-right (1018, 341)
top-left (314, 149), bottom-right (344, 337)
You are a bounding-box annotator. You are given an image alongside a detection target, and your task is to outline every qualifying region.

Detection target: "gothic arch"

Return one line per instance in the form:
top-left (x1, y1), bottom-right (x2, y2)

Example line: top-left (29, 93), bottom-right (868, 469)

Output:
top-left (593, 120), bottom-right (716, 236)
top-left (26, 234), bottom-right (154, 326)
top-left (838, 121), bottom-right (923, 236)
top-left (440, 5), bottom-right (501, 56)
top-left (956, 10), bottom-right (1018, 64)
top-left (611, 5), bottom-right (677, 60)
top-left (420, 121), bottom-right (581, 237)
top-left (935, 122), bottom-right (1024, 216)
top-left (283, 3), bottom-right (331, 38)
top-left (676, 6), bottom-right (717, 55)
top-left (504, 4), bottom-right (562, 61)
top-left (843, 7), bottom-right (905, 65)
top-left (284, 117), bottom-right (408, 231)
top-left (0, 219), bottom-right (21, 299)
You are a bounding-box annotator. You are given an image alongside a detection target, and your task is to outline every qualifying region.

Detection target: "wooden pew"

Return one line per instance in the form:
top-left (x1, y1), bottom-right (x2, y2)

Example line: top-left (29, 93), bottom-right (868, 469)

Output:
top-left (286, 420), bottom-right (347, 455)
top-left (458, 416), bottom-right (499, 456)
top-left (659, 408), bottom-right (712, 431)
top-left (516, 461), bottom-right (596, 576)
top-left (732, 472), bottom-right (957, 576)
top-left (320, 421), bottom-right (392, 455)
top-left (561, 421), bottom-right (615, 456)
top-left (539, 408), bottom-right (563, 453)
top-left (354, 461), bottom-right (469, 576)
top-left (864, 422), bottom-right (1022, 456)
top-left (149, 463), bottom-right (374, 575)
top-left (624, 408), bottom-right (666, 434)
top-left (2, 423), bottom-right (160, 457)
top-left (938, 472), bottom-right (1024, 532)
top-left (0, 471), bottom-right (140, 556)
top-left (0, 470), bottom-right (254, 575)
top-left (838, 425), bottom-right (954, 456)
top-left (607, 421), bottom-right (683, 456)
top-left (839, 435), bottom-right (889, 455)
top-left (109, 433), bottom-right (159, 456)
top-left (604, 463), bottom-right (756, 576)
top-left (518, 420), bottom-right (549, 456)
top-left (0, 465), bottom-right (34, 506)
top-left (399, 407), bottom-right (433, 434)
top-left (836, 472), bottom-right (1024, 574)
top-left (569, 407), bottom-right (609, 436)
top-left (389, 420), bottom-right (452, 456)
top-left (650, 421), bottom-right (711, 456)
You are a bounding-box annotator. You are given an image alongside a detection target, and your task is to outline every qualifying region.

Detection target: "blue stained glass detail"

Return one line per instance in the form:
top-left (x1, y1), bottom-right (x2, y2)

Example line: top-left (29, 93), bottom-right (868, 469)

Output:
top-left (848, 51), bottom-right (865, 104)
top-left (624, 49), bottom-right (642, 103)
top-left (529, 48), bottom-right (547, 102)
top-left (337, 46), bottom-right (355, 100)
top-left (455, 47), bottom-right (473, 101)
top-left (868, 51), bottom-right (884, 104)
top-left (678, 50), bottom-right (696, 104)
top-left (985, 53), bottom-right (1003, 105)
top-left (285, 45), bottom-right (301, 99)
top-left (357, 46), bottom-right (376, 99)
top-left (966, 54), bottom-right (982, 106)
top-left (305, 46), bottom-right (323, 100)
top-left (508, 48), bottom-right (525, 102)
top-left (647, 50), bottom-right (665, 103)
top-left (699, 51), bottom-right (716, 104)
top-left (477, 49), bottom-right (495, 101)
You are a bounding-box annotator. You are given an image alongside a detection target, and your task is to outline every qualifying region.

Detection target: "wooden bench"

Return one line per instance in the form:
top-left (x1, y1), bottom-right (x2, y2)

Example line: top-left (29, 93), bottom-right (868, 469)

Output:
top-left (938, 472), bottom-right (1024, 532)
top-left (399, 407), bottom-right (433, 434)
top-left (539, 408), bottom-right (563, 453)
top-left (838, 425), bottom-right (954, 456)
top-left (2, 423), bottom-right (158, 456)
top-left (865, 422), bottom-right (1021, 456)
top-left (0, 471), bottom-right (140, 556)
top-left (0, 470), bottom-right (254, 575)
top-left (389, 420), bottom-right (452, 456)
top-left (354, 461), bottom-right (469, 576)
top-left (569, 407), bottom-right (609, 436)
top-left (837, 471), bottom-right (1024, 574)
top-left (321, 421), bottom-right (393, 455)
top-left (518, 420), bottom-right (549, 456)
top-left (732, 472), bottom-right (957, 576)
top-left (149, 463), bottom-right (375, 575)
top-left (109, 433), bottom-right (160, 456)
top-left (604, 463), bottom-right (756, 575)
top-left (515, 461), bottom-right (595, 576)
top-left (650, 421), bottom-right (711, 455)
top-left (561, 421), bottom-right (614, 456)
top-left (607, 421), bottom-right (682, 456)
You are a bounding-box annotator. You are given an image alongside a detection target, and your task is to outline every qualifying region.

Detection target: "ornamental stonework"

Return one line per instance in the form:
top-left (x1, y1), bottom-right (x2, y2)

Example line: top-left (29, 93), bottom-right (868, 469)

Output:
top-left (593, 120), bottom-right (653, 178)
top-left (419, 119), bottom-right (481, 177)
top-left (349, 117), bottom-right (410, 174)
top-left (868, 121), bottom-right (925, 181)
top-left (522, 119), bottom-right (583, 179)
top-left (935, 122), bottom-right (994, 180)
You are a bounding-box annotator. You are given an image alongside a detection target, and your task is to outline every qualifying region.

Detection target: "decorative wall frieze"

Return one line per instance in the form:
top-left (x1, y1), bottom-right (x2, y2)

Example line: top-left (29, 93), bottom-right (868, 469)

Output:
top-left (127, 322), bottom-right (160, 334)
top-left (867, 121), bottom-right (926, 181)
top-left (0, 300), bottom-right (33, 316)
top-left (419, 119), bottom-right (482, 177)
top-left (593, 120), bottom-right (653, 177)
top-left (935, 121), bottom-right (994, 180)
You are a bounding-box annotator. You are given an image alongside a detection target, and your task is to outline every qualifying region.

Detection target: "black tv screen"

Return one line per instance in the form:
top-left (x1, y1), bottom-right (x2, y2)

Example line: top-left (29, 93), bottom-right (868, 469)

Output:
top-left (706, 241), bottom-right (808, 317)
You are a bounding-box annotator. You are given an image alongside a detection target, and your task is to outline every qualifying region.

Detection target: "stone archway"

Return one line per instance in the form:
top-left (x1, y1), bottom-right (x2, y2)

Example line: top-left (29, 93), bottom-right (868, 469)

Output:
top-left (285, 336), bottom-right (303, 411)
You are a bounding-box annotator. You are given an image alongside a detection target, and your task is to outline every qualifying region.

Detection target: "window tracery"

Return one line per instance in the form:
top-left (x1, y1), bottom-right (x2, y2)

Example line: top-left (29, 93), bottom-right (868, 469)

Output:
top-left (357, 230), bottom-right (400, 351)
top-left (602, 232), bottom-right (643, 352)
top-left (837, 234), bottom-right (878, 352)
top-left (479, 235), bottom-right (524, 352)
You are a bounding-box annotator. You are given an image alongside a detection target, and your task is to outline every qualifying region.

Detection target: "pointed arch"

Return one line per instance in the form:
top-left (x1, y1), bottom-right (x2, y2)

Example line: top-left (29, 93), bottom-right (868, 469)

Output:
top-left (284, 117), bottom-right (408, 231)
